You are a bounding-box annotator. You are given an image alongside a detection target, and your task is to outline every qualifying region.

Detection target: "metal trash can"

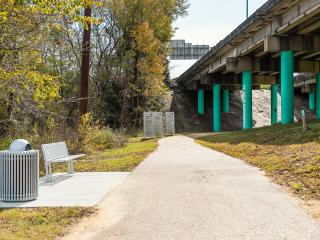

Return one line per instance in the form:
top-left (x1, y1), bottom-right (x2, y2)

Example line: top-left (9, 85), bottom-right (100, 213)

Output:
top-left (0, 140), bottom-right (39, 202)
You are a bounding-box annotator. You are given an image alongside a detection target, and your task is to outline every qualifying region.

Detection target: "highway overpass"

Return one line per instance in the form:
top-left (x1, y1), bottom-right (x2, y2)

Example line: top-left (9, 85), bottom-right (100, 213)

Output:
top-left (177, 0), bottom-right (320, 132)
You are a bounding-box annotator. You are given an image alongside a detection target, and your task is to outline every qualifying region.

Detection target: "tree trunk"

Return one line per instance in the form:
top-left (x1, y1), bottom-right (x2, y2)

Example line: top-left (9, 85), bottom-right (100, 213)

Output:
top-left (80, 7), bottom-right (92, 116)
top-left (7, 92), bottom-right (14, 120)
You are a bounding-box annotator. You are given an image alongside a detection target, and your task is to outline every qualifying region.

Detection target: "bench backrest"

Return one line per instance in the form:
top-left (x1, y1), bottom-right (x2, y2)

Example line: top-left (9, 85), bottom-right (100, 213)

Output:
top-left (41, 141), bottom-right (69, 162)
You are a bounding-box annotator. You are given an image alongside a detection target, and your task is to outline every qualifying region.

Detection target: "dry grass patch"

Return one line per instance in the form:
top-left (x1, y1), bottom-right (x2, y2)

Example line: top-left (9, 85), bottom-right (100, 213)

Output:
top-left (196, 121), bottom-right (320, 201)
top-left (0, 208), bottom-right (95, 240)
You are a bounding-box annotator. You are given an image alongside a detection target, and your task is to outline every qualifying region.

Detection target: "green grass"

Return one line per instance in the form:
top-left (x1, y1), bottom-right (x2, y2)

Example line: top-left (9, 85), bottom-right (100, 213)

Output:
top-left (0, 137), bottom-right (159, 240)
top-left (196, 121), bottom-right (320, 200)
top-left (50, 137), bottom-right (158, 173)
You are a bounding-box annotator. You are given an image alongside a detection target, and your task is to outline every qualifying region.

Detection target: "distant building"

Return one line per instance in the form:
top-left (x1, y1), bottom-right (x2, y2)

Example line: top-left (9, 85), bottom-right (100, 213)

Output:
top-left (170, 40), bottom-right (210, 60)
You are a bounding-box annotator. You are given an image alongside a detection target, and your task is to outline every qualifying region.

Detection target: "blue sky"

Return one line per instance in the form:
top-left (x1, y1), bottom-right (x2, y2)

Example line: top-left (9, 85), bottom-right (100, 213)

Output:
top-left (170, 0), bottom-right (267, 78)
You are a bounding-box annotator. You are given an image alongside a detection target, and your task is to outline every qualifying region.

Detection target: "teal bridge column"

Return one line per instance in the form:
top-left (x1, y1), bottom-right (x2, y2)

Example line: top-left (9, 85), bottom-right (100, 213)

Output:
top-left (281, 51), bottom-right (294, 124)
top-left (309, 90), bottom-right (315, 111)
top-left (271, 84), bottom-right (278, 125)
top-left (213, 84), bottom-right (221, 132)
top-left (197, 89), bottom-right (204, 114)
top-left (242, 71), bottom-right (252, 129)
top-left (223, 89), bottom-right (229, 113)
top-left (316, 73), bottom-right (320, 119)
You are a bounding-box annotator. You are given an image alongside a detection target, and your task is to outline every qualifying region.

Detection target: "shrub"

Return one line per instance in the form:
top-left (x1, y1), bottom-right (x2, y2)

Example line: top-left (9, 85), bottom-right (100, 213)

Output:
top-left (0, 137), bottom-right (13, 150)
top-left (85, 128), bottom-right (127, 152)
top-left (79, 113), bottom-right (127, 153)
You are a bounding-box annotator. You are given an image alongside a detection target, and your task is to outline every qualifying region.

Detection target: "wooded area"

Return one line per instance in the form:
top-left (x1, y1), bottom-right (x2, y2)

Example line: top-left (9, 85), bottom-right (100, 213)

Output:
top-left (0, 0), bottom-right (189, 146)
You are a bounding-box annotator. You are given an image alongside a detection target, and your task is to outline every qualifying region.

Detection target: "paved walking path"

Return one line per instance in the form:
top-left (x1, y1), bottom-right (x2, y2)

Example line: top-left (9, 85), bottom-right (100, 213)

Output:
top-left (64, 136), bottom-right (320, 240)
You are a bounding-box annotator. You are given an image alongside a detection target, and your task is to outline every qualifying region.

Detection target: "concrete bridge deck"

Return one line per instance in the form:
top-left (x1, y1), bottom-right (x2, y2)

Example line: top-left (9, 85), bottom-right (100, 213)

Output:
top-left (177, 0), bottom-right (320, 132)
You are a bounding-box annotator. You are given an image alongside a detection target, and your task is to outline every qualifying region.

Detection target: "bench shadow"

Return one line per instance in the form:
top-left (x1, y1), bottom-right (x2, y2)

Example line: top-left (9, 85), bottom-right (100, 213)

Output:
top-left (40, 174), bottom-right (73, 186)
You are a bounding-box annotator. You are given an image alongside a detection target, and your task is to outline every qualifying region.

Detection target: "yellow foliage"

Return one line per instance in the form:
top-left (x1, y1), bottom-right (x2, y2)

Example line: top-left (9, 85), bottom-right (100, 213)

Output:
top-left (131, 21), bottom-right (166, 99)
top-left (0, 0), bottom-right (101, 112)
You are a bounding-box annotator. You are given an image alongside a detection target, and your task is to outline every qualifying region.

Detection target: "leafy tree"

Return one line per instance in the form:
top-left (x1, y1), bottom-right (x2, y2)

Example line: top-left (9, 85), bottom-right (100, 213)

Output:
top-left (0, 0), bottom-right (101, 134)
top-left (0, 0), bottom-right (189, 135)
top-left (90, 0), bottom-right (189, 128)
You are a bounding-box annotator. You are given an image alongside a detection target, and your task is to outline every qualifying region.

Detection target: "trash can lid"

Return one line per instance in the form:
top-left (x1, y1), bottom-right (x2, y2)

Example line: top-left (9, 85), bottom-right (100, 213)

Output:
top-left (9, 139), bottom-right (32, 151)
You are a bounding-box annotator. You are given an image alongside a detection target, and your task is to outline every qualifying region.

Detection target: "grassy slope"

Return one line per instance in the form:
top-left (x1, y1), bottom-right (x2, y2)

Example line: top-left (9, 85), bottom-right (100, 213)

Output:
top-left (196, 121), bottom-right (320, 200)
top-left (0, 137), bottom-right (158, 240)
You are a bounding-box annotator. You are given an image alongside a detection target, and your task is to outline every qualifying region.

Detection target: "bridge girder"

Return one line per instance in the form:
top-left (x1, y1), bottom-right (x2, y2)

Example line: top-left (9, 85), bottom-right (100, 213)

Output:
top-left (197, 73), bottom-right (277, 86)
top-left (225, 56), bottom-right (320, 74)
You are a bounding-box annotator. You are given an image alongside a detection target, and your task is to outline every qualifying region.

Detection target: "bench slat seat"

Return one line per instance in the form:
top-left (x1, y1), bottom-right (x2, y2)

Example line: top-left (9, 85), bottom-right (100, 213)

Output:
top-left (48, 154), bottom-right (86, 163)
top-left (41, 142), bottom-right (85, 181)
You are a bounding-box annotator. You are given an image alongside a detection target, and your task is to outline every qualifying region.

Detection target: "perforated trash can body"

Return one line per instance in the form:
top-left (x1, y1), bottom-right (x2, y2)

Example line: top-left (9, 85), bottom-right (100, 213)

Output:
top-left (0, 150), bottom-right (39, 202)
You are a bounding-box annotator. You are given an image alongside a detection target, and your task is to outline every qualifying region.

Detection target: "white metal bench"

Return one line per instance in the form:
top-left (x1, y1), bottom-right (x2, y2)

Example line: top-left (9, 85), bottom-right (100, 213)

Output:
top-left (41, 141), bottom-right (85, 181)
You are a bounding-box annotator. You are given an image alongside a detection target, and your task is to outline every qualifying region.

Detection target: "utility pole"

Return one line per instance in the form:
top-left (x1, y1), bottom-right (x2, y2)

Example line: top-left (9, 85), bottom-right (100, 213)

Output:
top-left (246, 0), bottom-right (249, 19)
top-left (80, 7), bottom-right (92, 116)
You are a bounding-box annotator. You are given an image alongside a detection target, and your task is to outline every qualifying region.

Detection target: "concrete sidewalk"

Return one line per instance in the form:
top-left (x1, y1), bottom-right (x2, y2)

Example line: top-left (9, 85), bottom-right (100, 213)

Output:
top-left (64, 136), bottom-right (320, 240)
top-left (0, 172), bottom-right (129, 208)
